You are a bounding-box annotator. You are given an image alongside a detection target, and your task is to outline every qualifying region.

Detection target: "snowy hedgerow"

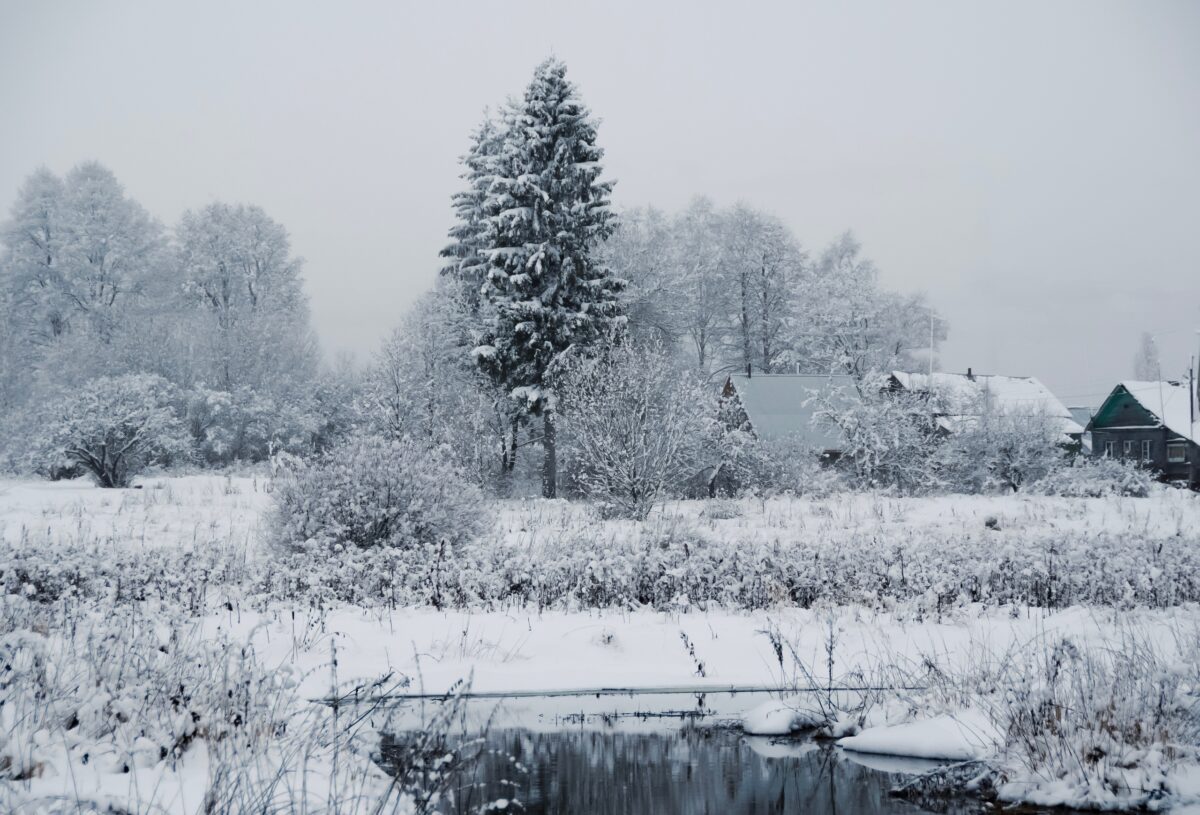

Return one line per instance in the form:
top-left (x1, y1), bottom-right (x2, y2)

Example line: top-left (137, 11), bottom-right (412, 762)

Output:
top-left (558, 341), bottom-right (714, 519)
top-left (32, 373), bottom-right (192, 487)
top-left (271, 433), bottom-right (487, 556)
top-left (1030, 456), bottom-right (1155, 498)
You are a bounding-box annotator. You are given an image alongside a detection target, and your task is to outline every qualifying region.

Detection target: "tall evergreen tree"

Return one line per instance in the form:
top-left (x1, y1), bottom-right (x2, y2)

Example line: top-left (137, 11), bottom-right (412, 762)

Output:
top-left (472, 58), bottom-right (624, 497)
top-left (440, 114), bottom-right (502, 317)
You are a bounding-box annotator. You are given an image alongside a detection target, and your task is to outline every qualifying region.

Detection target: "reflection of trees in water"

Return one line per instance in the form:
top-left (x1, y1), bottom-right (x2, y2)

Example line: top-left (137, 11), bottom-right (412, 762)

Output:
top-left (390, 727), bottom-right (958, 815)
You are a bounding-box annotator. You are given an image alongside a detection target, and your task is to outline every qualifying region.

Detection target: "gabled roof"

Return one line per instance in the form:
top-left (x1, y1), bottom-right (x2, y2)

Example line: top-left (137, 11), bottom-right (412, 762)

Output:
top-left (890, 371), bottom-right (1084, 437)
top-left (1092, 381), bottom-right (1199, 444)
top-left (724, 374), bottom-right (857, 450)
top-left (1068, 406), bottom-right (1093, 429)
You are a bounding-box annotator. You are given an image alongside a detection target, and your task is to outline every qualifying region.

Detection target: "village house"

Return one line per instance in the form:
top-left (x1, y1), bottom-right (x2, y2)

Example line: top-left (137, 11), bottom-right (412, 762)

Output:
top-left (887, 369), bottom-right (1085, 446)
top-left (1086, 380), bottom-right (1200, 486)
top-left (719, 373), bottom-right (858, 458)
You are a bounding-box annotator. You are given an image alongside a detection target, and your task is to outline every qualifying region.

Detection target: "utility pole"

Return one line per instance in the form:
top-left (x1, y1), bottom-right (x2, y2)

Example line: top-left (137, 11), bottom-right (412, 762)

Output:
top-left (928, 313), bottom-right (934, 379)
top-left (1195, 330), bottom-right (1200, 424)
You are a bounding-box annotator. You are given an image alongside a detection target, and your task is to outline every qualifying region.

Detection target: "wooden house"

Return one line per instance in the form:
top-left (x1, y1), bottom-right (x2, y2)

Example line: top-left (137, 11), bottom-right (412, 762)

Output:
top-left (720, 373), bottom-right (858, 458)
top-left (887, 370), bottom-right (1084, 445)
top-left (1086, 381), bottom-right (1199, 486)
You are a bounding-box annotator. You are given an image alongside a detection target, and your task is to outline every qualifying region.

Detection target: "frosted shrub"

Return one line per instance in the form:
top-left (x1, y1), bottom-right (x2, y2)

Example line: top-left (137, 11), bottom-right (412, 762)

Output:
top-left (559, 342), bottom-right (714, 519)
top-left (701, 498), bottom-right (742, 520)
top-left (939, 410), bottom-right (1065, 493)
top-left (1031, 456), bottom-right (1155, 498)
top-left (814, 376), bottom-right (941, 493)
top-left (271, 433), bottom-right (487, 556)
top-left (186, 385), bottom-right (280, 464)
top-left (31, 374), bottom-right (192, 487)
top-left (739, 434), bottom-right (846, 498)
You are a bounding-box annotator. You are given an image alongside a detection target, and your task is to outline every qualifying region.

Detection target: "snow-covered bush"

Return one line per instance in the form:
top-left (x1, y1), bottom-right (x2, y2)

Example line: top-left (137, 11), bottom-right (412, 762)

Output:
top-left (938, 410), bottom-right (1065, 493)
top-left (186, 385), bottom-right (279, 463)
top-left (1031, 456), bottom-right (1155, 498)
top-left (271, 433), bottom-right (487, 556)
top-left (559, 342), bottom-right (715, 519)
top-left (814, 376), bottom-right (941, 493)
top-left (734, 434), bottom-right (846, 498)
top-left (31, 374), bottom-right (192, 487)
top-left (462, 516), bottom-right (1200, 612)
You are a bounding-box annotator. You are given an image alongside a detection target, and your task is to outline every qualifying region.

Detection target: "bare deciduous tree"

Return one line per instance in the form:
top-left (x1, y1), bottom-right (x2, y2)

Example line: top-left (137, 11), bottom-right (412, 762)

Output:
top-left (559, 342), bottom-right (714, 519)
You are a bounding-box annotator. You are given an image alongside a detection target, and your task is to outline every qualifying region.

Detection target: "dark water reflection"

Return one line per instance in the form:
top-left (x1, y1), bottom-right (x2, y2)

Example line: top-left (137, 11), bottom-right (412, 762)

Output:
top-left (390, 726), bottom-right (977, 815)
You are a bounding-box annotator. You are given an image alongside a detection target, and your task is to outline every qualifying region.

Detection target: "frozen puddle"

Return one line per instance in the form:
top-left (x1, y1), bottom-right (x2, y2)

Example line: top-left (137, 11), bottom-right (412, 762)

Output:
top-left (371, 690), bottom-right (984, 814)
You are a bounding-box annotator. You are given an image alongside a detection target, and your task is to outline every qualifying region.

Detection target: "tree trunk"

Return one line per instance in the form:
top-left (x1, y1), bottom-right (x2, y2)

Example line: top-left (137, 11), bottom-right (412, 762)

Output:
top-left (507, 415), bottom-right (519, 473)
top-left (740, 271), bottom-right (752, 376)
top-left (542, 409), bottom-right (557, 498)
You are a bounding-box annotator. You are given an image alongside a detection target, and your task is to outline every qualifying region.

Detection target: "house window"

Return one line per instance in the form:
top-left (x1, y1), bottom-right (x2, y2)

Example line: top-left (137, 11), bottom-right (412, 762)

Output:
top-left (1123, 440), bottom-right (1134, 458)
top-left (1142, 440), bottom-right (1152, 462)
top-left (1104, 440), bottom-right (1116, 458)
top-left (1168, 443), bottom-right (1188, 464)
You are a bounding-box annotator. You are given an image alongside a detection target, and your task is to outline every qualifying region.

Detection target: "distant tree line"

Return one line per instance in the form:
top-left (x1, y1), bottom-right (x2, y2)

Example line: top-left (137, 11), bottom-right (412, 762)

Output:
top-left (0, 162), bottom-right (348, 479)
top-left (0, 57), bottom-right (958, 506)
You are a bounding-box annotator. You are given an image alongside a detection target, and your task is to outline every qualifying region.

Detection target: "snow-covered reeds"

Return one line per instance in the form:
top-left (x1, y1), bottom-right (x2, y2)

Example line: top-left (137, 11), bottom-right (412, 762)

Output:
top-left (983, 623), bottom-right (1200, 809)
top-left (819, 621), bottom-right (1200, 810)
top-left (0, 591), bottom-right (498, 813)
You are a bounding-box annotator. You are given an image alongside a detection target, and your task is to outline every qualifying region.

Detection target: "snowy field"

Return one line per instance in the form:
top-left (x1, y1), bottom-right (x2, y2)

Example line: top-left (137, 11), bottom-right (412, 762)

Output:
top-left (3, 474), bottom-right (1200, 812)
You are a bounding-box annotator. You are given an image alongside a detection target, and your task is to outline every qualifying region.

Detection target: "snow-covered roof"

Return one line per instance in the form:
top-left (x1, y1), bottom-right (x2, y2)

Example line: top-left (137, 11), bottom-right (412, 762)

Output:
top-left (725, 374), bottom-right (857, 450)
top-left (1107, 381), bottom-right (1199, 443)
top-left (890, 371), bottom-right (1084, 437)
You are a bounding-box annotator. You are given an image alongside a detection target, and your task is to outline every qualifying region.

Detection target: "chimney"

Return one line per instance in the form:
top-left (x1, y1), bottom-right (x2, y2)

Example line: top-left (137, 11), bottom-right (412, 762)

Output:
top-left (966, 367), bottom-right (975, 381)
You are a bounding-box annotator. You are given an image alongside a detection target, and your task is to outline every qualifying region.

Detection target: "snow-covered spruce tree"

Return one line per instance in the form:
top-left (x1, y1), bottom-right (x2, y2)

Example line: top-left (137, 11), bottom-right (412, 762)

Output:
top-left (559, 341), bottom-right (714, 519)
top-left (440, 114), bottom-right (502, 315)
top-left (471, 58), bottom-right (624, 498)
top-left (33, 373), bottom-right (192, 487)
top-left (437, 118), bottom-right (527, 482)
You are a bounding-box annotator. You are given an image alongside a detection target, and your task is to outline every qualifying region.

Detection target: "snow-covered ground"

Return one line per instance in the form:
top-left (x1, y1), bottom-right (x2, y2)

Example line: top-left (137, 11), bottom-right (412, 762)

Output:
top-left (4, 472), bottom-right (1196, 551)
top-left (3, 474), bottom-right (1199, 812)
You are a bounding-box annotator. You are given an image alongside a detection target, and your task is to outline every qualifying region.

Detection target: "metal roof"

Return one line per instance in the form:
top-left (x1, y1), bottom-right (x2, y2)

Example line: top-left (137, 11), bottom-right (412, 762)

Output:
top-left (725, 374), bottom-right (857, 450)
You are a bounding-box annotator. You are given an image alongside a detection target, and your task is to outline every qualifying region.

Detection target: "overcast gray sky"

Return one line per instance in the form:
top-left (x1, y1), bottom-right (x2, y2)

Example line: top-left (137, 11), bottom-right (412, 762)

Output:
top-left (2, 0), bottom-right (1198, 405)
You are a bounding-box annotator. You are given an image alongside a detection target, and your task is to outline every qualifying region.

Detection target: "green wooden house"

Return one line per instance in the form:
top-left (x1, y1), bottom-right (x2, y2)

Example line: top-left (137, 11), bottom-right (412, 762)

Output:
top-left (1086, 380), bottom-right (1199, 486)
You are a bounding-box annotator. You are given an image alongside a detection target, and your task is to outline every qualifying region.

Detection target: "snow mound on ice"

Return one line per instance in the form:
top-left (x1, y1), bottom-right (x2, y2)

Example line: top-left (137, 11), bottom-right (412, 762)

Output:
top-left (741, 699), bottom-right (825, 735)
top-left (838, 710), bottom-right (1000, 761)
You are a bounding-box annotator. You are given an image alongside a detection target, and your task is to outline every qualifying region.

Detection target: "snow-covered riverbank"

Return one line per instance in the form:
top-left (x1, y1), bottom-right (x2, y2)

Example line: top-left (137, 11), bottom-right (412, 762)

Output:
top-left (3, 474), bottom-right (1199, 812)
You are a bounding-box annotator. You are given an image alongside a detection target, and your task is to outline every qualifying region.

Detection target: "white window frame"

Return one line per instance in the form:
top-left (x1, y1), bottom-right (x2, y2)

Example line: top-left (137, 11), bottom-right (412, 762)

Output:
top-left (1167, 442), bottom-right (1188, 464)
top-left (1142, 439), bottom-right (1152, 462)
top-left (1123, 440), bottom-right (1134, 458)
top-left (1104, 440), bottom-right (1116, 458)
